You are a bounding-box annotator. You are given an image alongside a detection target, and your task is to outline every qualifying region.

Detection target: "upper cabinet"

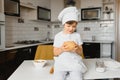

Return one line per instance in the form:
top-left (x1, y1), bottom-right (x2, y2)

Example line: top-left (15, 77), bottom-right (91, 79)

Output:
top-left (20, 0), bottom-right (36, 9)
top-left (81, 0), bottom-right (102, 8)
top-left (19, 0), bottom-right (51, 21)
top-left (0, 0), bottom-right (4, 13)
top-left (0, 0), bottom-right (5, 21)
top-left (102, 0), bottom-right (115, 20)
top-left (80, 0), bottom-right (115, 21)
top-left (4, 0), bottom-right (20, 17)
top-left (50, 0), bottom-right (81, 22)
top-left (50, 0), bottom-right (64, 22)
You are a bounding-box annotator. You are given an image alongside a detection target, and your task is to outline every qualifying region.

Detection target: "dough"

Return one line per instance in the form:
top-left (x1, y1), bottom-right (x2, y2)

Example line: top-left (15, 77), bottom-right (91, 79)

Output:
top-left (63, 41), bottom-right (77, 51)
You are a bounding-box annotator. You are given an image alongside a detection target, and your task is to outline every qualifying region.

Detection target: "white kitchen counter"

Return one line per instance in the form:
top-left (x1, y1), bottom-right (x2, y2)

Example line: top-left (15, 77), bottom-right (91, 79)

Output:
top-left (83, 40), bottom-right (113, 43)
top-left (0, 41), bottom-right (53, 52)
top-left (8, 58), bottom-right (120, 80)
top-left (0, 40), bottom-right (113, 52)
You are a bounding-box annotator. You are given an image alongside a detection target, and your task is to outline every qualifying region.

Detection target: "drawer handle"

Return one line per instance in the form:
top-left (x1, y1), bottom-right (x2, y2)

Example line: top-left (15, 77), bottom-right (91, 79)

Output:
top-left (85, 44), bottom-right (90, 45)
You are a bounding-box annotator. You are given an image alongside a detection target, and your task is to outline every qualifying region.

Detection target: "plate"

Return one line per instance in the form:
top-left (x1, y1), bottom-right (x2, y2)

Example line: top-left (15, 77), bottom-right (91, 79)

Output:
top-left (104, 60), bottom-right (120, 69)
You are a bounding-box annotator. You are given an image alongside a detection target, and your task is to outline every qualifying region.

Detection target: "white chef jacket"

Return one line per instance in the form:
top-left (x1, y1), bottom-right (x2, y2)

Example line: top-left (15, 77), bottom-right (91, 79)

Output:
top-left (53, 31), bottom-right (87, 73)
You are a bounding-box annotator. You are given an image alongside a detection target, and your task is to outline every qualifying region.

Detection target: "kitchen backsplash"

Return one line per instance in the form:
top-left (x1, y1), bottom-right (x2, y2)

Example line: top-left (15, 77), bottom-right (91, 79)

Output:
top-left (51, 21), bottom-right (115, 41)
top-left (5, 16), bottom-right (115, 45)
top-left (5, 16), bottom-right (52, 45)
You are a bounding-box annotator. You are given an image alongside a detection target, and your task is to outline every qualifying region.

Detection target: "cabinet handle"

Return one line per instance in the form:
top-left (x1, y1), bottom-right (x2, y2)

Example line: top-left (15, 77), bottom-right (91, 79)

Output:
top-left (85, 44), bottom-right (91, 45)
top-left (9, 50), bottom-right (18, 53)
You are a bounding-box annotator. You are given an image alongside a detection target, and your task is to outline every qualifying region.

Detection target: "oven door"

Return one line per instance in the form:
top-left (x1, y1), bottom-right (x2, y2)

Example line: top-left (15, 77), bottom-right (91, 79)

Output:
top-left (0, 22), bottom-right (5, 49)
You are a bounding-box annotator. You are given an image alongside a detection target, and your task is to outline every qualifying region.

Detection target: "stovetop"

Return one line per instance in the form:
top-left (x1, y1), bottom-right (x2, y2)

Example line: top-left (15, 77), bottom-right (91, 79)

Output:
top-left (14, 40), bottom-right (42, 44)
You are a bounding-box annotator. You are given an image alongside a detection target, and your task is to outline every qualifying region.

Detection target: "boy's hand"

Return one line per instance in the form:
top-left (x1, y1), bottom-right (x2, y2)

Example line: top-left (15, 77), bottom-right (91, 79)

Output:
top-left (61, 41), bottom-right (78, 52)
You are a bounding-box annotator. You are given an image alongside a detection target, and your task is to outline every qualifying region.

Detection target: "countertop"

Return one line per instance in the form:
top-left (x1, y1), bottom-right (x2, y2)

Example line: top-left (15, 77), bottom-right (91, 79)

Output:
top-left (0, 41), bottom-right (53, 52)
top-left (83, 40), bottom-right (113, 43)
top-left (0, 40), bottom-right (113, 52)
top-left (8, 58), bottom-right (120, 80)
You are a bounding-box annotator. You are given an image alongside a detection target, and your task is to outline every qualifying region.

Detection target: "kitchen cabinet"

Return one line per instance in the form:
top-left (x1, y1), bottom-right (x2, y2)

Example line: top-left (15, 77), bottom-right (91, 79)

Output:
top-left (81, 0), bottom-right (102, 8)
top-left (15, 46), bottom-right (37, 64)
top-left (20, 0), bottom-right (50, 9)
top-left (0, 0), bottom-right (4, 13)
top-left (20, 0), bottom-right (36, 9)
top-left (100, 43), bottom-right (112, 58)
top-left (83, 42), bottom-right (100, 58)
top-left (0, 46), bottom-right (37, 80)
top-left (20, 0), bottom-right (51, 20)
top-left (102, 0), bottom-right (115, 20)
top-left (20, 6), bottom-right (51, 21)
top-left (50, 0), bottom-right (64, 22)
top-left (4, 0), bottom-right (20, 17)
top-left (0, 50), bottom-right (19, 80)
top-left (0, 0), bottom-right (5, 21)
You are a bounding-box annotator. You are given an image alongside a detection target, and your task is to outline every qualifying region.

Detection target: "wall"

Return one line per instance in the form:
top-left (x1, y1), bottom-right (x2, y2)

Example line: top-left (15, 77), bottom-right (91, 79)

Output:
top-left (77, 21), bottom-right (115, 41)
top-left (51, 21), bottom-right (115, 41)
top-left (5, 16), bottom-right (52, 45)
top-left (5, 0), bottom-right (51, 46)
top-left (115, 0), bottom-right (120, 61)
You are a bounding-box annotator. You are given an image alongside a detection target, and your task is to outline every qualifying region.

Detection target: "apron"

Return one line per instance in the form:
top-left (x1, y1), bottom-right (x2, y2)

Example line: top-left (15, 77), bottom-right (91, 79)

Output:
top-left (54, 52), bottom-right (87, 73)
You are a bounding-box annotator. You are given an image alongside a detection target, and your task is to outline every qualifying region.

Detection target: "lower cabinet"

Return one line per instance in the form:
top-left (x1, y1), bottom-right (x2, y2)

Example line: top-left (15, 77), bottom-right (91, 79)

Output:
top-left (0, 50), bottom-right (19, 80)
top-left (100, 43), bottom-right (112, 58)
top-left (83, 42), bottom-right (100, 58)
top-left (0, 46), bottom-right (37, 80)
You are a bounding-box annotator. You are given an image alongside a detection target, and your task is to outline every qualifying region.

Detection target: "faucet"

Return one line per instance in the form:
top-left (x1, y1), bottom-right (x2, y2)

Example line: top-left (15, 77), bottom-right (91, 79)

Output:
top-left (46, 31), bottom-right (50, 41)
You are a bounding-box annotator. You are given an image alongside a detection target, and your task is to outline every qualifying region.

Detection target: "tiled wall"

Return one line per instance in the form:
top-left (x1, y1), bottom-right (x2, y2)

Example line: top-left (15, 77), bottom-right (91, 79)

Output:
top-left (5, 15), bottom-right (115, 46)
top-left (5, 16), bottom-right (52, 45)
top-left (51, 21), bottom-right (115, 41)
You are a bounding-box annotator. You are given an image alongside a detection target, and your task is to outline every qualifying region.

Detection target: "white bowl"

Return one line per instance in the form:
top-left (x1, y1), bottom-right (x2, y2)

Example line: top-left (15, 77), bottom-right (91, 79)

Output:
top-left (33, 60), bottom-right (47, 68)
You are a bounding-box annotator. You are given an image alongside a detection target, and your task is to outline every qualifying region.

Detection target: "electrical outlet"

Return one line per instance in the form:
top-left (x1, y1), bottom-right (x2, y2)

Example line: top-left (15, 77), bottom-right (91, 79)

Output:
top-left (84, 27), bottom-right (90, 31)
top-left (18, 18), bottom-right (24, 23)
top-left (34, 27), bottom-right (39, 31)
top-left (54, 25), bottom-right (60, 28)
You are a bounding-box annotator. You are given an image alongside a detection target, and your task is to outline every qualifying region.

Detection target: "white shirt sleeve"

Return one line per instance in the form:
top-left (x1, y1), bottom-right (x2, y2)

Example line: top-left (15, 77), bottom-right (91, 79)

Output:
top-left (77, 33), bottom-right (83, 45)
top-left (53, 34), bottom-right (62, 48)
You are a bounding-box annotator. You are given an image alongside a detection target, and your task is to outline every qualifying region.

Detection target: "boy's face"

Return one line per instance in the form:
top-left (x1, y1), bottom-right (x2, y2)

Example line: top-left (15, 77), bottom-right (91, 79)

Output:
top-left (64, 22), bottom-right (77, 34)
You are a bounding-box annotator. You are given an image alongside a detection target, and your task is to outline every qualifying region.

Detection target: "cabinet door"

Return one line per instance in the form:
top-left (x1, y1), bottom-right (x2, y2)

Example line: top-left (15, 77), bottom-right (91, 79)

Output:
top-left (4, 0), bottom-right (20, 16)
top-left (102, 0), bottom-right (115, 20)
top-left (0, 0), bottom-right (4, 13)
top-left (83, 43), bottom-right (100, 58)
top-left (100, 43), bottom-right (112, 58)
top-left (51, 0), bottom-right (64, 21)
top-left (81, 0), bottom-right (102, 8)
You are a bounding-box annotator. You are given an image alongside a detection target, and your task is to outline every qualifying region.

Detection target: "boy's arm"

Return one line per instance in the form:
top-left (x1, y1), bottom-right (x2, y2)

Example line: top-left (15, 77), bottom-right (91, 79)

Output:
top-left (53, 47), bottom-right (63, 56)
top-left (75, 45), bottom-right (83, 57)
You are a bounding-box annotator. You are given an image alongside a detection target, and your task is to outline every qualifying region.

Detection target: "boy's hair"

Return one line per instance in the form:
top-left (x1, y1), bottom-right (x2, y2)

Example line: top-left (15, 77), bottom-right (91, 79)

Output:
top-left (66, 20), bottom-right (78, 25)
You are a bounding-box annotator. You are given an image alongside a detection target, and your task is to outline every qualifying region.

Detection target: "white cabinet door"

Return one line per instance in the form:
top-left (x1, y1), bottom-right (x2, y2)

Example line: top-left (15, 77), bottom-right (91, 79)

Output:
top-left (51, 0), bottom-right (64, 22)
top-left (0, 0), bottom-right (4, 13)
top-left (0, 0), bottom-right (5, 21)
top-left (20, 0), bottom-right (50, 9)
top-left (100, 43), bottom-right (112, 58)
top-left (81, 0), bottom-right (102, 8)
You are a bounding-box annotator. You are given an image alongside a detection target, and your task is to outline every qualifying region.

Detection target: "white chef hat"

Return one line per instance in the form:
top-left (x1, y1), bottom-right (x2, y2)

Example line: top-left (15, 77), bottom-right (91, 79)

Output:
top-left (58, 6), bottom-right (79, 25)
